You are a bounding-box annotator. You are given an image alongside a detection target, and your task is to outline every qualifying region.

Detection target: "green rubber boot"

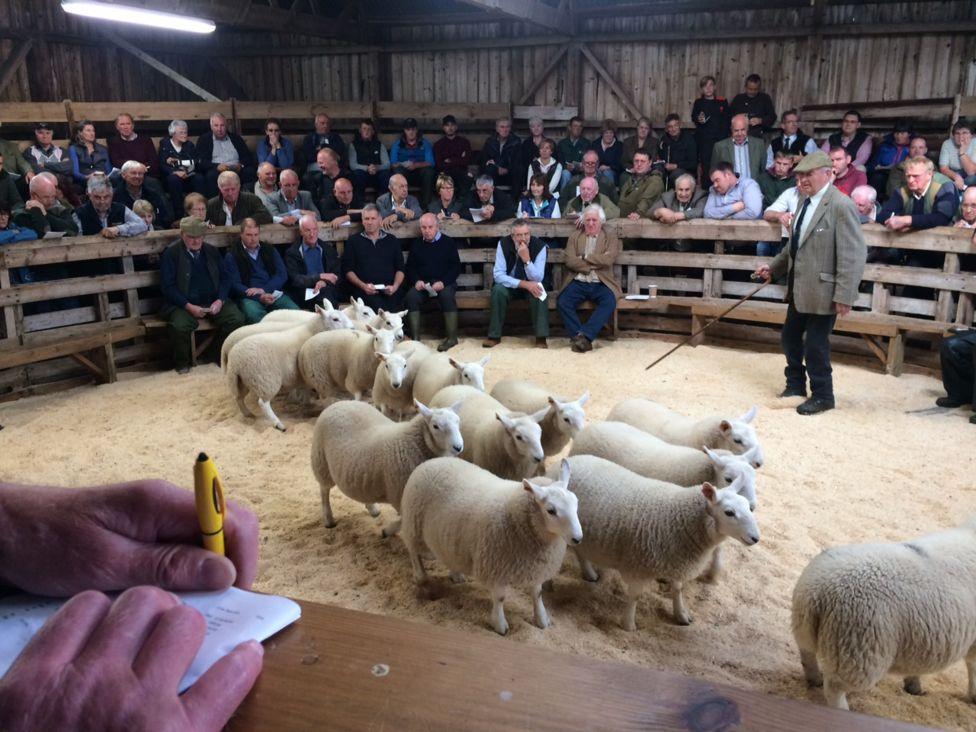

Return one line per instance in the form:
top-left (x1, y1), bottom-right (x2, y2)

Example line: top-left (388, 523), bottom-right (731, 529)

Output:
top-left (407, 311), bottom-right (422, 341)
top-left (438, 311), bottom-right (459, 351)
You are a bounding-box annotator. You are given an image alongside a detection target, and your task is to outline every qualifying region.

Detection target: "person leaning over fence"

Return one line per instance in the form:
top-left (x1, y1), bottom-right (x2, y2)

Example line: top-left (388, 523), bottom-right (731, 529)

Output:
top-left (0, 151), bottom-right (23, 214)
top-left (73, 173), bottom-right (147, 240)
top-left (704, 162), bottom-right (762, 220)
top-left (557, 204), bottom-right (621, 353)
top-left (563, 176), bottom-right (619, 224)
top-left (223, 217), bottom-right (299, 324)
top-left (377, 173), bottom-right (423, 229)
top-left (650, 173), bottom-right (707, 251)
top-left (206, 171), bottom-right (272, 227)
top-left (404, 213), bottom-right (461, 351)
top-left (483, 219), bottom-right (549, 349)
top-left (341, 204), bottom-right (405, 312)
top-left (160, 216), bottom-right (245, 374)
top-left (113, 160), bottom-right (173, 230)
top-left (850, 185), bottom-right (880, 224)
top-left (0, 202), bottom-right (38, 287)
top-left (285, 214), bottom-right (341, 310)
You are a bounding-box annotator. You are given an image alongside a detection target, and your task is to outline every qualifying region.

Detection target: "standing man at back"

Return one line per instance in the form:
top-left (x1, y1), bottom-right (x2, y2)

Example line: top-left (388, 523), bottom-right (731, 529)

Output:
top-left (754, 152), bottom-right (866, 416)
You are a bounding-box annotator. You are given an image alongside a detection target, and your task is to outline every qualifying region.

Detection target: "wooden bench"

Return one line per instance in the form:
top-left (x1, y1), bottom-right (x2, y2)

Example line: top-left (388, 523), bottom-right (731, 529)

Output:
top-left (142, 316), bottom-right (217, 367)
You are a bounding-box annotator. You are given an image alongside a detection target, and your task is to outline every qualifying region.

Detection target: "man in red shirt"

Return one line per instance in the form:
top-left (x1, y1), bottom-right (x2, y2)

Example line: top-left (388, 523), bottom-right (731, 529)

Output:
top-left (433, 114), bottom-right (474, 195)
top-left (829, 146), bottom-right (866, 198)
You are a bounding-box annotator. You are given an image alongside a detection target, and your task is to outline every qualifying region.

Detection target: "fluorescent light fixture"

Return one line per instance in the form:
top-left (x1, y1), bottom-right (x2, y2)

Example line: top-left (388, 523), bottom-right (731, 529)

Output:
top-left (61, 0), bottom-right (216, 33)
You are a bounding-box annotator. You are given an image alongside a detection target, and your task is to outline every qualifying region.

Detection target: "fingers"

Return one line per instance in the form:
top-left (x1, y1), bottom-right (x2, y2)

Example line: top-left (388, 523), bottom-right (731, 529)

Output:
top-left (224, 500), bottom-right (259, 589)
top-left (182, 640), bottom-right (264, 730)
top-left (78, 586), bottom-right (179, 664)
top-left (9, 591), bottom-right (111, 672)
top-left (121, 541), bottom-right (237, 591)
top-left (132, 603), bottom-right (206, 690)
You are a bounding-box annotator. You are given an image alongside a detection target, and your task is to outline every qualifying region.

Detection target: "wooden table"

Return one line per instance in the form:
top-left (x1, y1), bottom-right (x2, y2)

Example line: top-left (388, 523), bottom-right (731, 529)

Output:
top-left (228, 600), bottom-right (933, 731)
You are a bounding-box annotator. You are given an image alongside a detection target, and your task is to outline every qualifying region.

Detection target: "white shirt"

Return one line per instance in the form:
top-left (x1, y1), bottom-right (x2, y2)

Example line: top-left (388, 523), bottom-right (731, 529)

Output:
top-left (733, 140), bottom-right (752, 180)
top-left (795, 182), bottom-right (831, 246)
top-left (766, 186), bottom-right (801, 238)
top-left (222, 200), bottom-right (234, 226)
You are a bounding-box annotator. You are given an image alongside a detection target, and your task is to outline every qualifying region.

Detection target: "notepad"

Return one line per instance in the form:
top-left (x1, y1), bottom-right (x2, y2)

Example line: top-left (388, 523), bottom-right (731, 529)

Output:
top-left (305, 288), bottom-right (318, 301)
top-left (0, 587), bottom-right (300, 693)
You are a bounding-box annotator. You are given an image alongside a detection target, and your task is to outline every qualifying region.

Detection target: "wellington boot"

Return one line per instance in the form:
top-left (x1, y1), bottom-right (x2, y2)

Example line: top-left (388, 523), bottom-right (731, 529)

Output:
top-left (438, 311), bottom-right (459, 351)
top-left (407, 311), bottom-right (422, 341)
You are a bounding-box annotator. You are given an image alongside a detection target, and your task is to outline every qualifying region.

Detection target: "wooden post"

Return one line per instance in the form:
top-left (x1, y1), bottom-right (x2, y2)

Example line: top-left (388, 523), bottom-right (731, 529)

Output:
top-left (95, 291), bottom-right (118, 383)
top-left (708, 241), bottom-right (724, 298)
top-left (121, 256), bottom-right (141, 319)
top-left (936, 252), bottom-right (960, 322)
top-left (0, 265), bottom-right (19, 344)
top-left (0, 38), bottom-right (33, 96)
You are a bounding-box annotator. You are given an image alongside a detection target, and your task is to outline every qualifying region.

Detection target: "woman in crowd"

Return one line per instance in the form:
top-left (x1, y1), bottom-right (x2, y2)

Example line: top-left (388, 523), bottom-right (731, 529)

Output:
top-left (68, 120), bottom-right (111, 186)
top-left (428, 173), bottom-right (464, 220)
top-left (183, 192), bottom-right (214, 228)
top-left (0, 202), bottom-right (38, 285)
top-left (159, 120), bottom-right (205, 215)
top-left (593, 118), bottom-right (623, 186)
top-left (256, 118), bottom-right (295, 173)
top-left (620, 116), bottom-right (658, 185)
top-left (518, 174), bottom-right (561, 220)
top-left (525, 138), bottom-right (562, 198)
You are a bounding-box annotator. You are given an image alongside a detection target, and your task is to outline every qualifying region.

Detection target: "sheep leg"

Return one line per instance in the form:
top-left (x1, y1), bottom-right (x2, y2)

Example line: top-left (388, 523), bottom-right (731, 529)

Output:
top-left (235, 393), bottom-right (255, 418)
top-left (966, 648), bottom-right (976, 702)
top-left (700, 545), bottom-right (724, 583)
top-left (319, 483), bottom-right (337, 529)
top-left (531, 584), bottom-right (551, 629)
top-left (490, 585), bottom-right (510, 635)
top-left (903, 676), bottom-right (923, 695)
top-left (365, 503), bottom-right (381, 517)
top-left (574, 549), bottom-right (600, 582)
top-left (800, 650), bottom-right (823, 687)
top-left (670, 581), bottom-right (693, 625)
top-left (380, 518), bottom-right (401, 538)
top-left (407, 547), bottom-right (427, 585)
top-left (621, 579), bottom-right (646, 632)
top-left (257, 398), bottom-right (286, 432)
top-left (822, 677), bottom-right (849, 710)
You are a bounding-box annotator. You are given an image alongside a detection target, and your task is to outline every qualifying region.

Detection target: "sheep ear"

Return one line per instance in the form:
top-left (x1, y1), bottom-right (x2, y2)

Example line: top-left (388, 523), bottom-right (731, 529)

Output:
top-left (414, 399), bottom-right (432, 417)
top-left (740, 405), bottom-right (758, 423)
top-left (396, 309), bottom-right (408, 318)
top-left (522, 478), bottom-right (544, 499)
top-left (703, 446), bottom-right (725, 465)
top-left (449, 398), bottom-right (464, 415)
top-left (719, 419), bottom-right (732, 434)
top-left (478, 355), bottom-right (490, 367)
top-left (365, 323), bottom-right (377, 334)
top-left (530, 405), bottom-right (551, 423)
top-left (496, 412), bottom-right (514, 429)
top-left (576, 391), bottom-right (590, 407)
top-left (547, 395), bottom-right (559, 408)
top-left (448, 357), bottom-right (463, 371)
top-left (559, 458), bottom-right (571, 486)
top-left (701, 482), bottom-right (718, 503)
top-left (375, 352), bottom-right (388, 362)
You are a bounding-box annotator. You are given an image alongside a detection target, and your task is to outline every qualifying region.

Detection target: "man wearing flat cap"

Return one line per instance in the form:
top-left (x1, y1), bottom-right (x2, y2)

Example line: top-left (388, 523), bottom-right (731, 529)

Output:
top-left (754, 151), bottom-right (866, 415)
top-left (160, 216), bottom-right (245, 374)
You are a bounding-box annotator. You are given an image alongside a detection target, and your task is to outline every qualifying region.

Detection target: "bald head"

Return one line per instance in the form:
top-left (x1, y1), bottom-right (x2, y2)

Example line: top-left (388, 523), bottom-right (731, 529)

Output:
top-left (731, 114), bottom-right (749, 144)
top-left (257, 162), bottom-right (276, 188)
top-left (29, 172), bottom-right (59, 209)
top-left (333, 177), bottom-right (353, 205)
top-left (299, 214), bottom-right (319, 244)
top-left (419, 212), bottom-right (439, 241)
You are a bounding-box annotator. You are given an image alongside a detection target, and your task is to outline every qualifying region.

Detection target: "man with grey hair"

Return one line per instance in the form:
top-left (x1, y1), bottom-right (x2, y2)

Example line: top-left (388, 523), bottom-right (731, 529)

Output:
top-left (850, 184), bottom-right (879, 224)
top-left (377, 173), bottom-right (423, 228)
top-left (342, 203), bottom-right (405, 311)
top-left (558, 204), bottom-right (621, 352)
top-left (483, 219), bottom-right (549, 349)
top-left (284, 213), bottom-right (341, 309)
top-left (15, 172), bottom-right (77, 237)
top-left (196, 112), bottom-right (255, 196)
top-left (113, 160), bottom-right (173, 229)
top-left (205, 170), bottom-right (272, 226)
top-left (482, 117), bottom-right (521, 189)
top-left (563, 176), bottom-right (619, 223)
top-left (461, 174), bottom-right (516, 248)
top-left (268, 169), bottom-right (318, 226)
top-left (73, 173), bottom-right (147, 239)
top-left (253, 162), bottom-right (279, 210)
top-left (650, 173), bottom-right (708, 251)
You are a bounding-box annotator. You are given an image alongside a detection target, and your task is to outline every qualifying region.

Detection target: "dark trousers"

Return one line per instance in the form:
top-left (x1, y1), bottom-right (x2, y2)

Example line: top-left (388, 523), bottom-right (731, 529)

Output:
top-left (488, 283), bottom-right (549, 338)
top-left (940, 332), bottom-right (976, 405)
top-left (296, 283), bottom-right (340, 311)
top-left (167, 302), bottom-right (245, 369)
top-left (360, 289), bottom-right (404, 312)
top-left (403, 284), bottom-right (458, 313)
top-left (557, 280), bottom-right (616, 342)
top-left (781, 304), bottom-right (837, 401)
top-left (352, 169), bottom-right (389, 197)
top-left (165, 172), bottom-right (206, 215)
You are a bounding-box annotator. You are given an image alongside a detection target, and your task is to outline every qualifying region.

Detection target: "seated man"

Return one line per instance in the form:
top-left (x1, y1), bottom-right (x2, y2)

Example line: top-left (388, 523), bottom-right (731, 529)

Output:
top-left (319, 177), bottom-right (363, 228)
top-left (557, 204), bottom-right (621, 353)
top-left (341, 204), bottom-right (405, 311)
top-left (820, 110), bottom-right (873, 171)
top-left (253, 162), bottom-right (279, 210)
top-left (389, 118), bottom-right (436, 208)
top-left (404, 213), bottom-right (461, 351)
top-left (563, 176), bottom-right (619, 221)
top-left (377, 173), bottom-right (423, 228)
top-left (195, 113), bottom-right (256, 197)
top-left (308, 148), bottom-right (348, 205)
top-left (483, 219), bottom-right (548, 349)
top-left (703, 162), bottom-right (762, 220)
top-left (886, 135), bottom-right (930, 196)
top-left (113, 160), bottom-right (173, 229)
top-left (481, 117), bottom-right (521, 190)
top-left (559, 150), bottom-right (618, 204)
top-left (302, 112), bottom-right (346, 175)
top-left (869, 120), bottom-right (912, 195)
top-left (107, 113), bottom-right (167, 201)
top-left (851, 185), bottom-right (880, 224)
top-left (347, 118), bottom-right (390, 195)
top-left (433, 114), bottom-right (474, 194)
top-left (74, 173), bottom-right (148, 239)
top-left (556, 116), bottom-right (591, 189)
top-left (936, 330), bottom-right (976, 424)
top-left (757, 150), bottom-right (796, 208)
top-left (879, 156), bottom-right (956, 268)
top-left (461, 174), bottom-right (516, 223)
top-left (618, 151), bottom-right (664, 220)
top-left (657, 113), bottom-right (698, 188)
top-left (206, 171), bottom-right (272, 227)
top-left (268, 169), bottom-right (318, 225)
top-left (285, 213), bottom-right (341, 310)
top-left (23, 122), bottom-right (72, 179)
top-left (829, 146), bottom-right (867, 197)
top-left (650, 173), bottom-right (708, 251)
top-left (955, 186), bottom-right (976, 228)
top-left (765, 109), bottom-right (817, 168)
top-left (938, 120), bottom-right (976, 193)
top-left (710, 114), bottom-right (764, 180)
top-left (223, 217), bottom-right (299, 323)
top-left (14, 172), bottom-right (77, 237)
top-left (159, 216), bottom-right (245, 374)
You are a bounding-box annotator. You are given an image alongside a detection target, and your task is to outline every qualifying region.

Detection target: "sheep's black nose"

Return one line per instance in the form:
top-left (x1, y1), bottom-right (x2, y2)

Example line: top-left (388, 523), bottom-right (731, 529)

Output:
top-left (571, 537), bottom-right (581, 546)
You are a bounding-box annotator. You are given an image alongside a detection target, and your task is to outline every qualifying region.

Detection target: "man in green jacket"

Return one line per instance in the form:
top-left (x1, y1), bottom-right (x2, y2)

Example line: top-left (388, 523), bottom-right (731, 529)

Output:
top-left (205, 170), bottom-right (273, 227)
top-left (619, 152), bottom-right (664, 219)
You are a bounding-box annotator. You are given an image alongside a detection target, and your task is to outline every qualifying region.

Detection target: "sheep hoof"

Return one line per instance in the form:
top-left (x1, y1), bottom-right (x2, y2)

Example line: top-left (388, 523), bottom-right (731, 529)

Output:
top-left (493, 620), bottom-right (509, 636)
top-left (903, 677), bottom-right (923, 696)
top-left (365, 503), bottom-right (381, 518)
top-left (274, 423), bottom-right (287, 432)
top-left (675, 612), bottom-right (693, 626)
top-left (323, 520), bottom-right (337, 529)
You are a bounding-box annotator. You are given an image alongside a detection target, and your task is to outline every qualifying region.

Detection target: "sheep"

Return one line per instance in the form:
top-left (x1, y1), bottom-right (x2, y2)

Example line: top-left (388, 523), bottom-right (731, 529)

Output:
top-left (490, 379), bottom-right (589, 456)
top-left (400, 457), bottom-right (582, 635)
top-left (221, 304), bottom-right (352, 371)
top-left (791, 518), bottom-right (976, 711)
top-left (555, 455), bottom-right (759, 630)
top-left (226, 305), bottom-right (335, 431)
top-left (372, 342), bottom-right (434, 420)
top-left (340, 296), bottom-right (376, 326)
top-left (261, 309), bottom-right (320, 324)
top-left (607, 398), bottom-right (764, 468)
top-left (412, 355), bottom-right (490, 406)
top-left (298, 325), bottom-right (397, 402)
top-left (311, 398), bottom-right (464, 535)
top-left (368, 308), bottom-right (407, 341)
top-left (429, 385), bottom-right (549, 480)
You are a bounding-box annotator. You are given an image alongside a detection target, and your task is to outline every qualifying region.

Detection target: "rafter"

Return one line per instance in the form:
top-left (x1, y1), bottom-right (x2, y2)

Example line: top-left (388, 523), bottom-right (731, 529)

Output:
top-left (101, 32), bottom-right (221, 102)
top-left (144, 0), bottom-right (352, 39)
top-left (0, 38), bottom-right (33, 96)
top-left (454, 0), bottom-right (573, 35)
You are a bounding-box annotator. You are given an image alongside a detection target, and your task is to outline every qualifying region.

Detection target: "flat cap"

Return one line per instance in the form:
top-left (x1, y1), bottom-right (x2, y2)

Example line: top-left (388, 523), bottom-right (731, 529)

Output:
top-left (180, 216), bottom-right (208, 236)
top-left (794, 151), bottom-right (831, 172)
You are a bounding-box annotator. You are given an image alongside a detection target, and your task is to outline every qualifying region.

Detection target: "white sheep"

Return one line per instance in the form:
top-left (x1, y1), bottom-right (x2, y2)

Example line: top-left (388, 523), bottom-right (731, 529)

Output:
top-left (607, 398), bottom-right (764, 468)
top-left (221, 304), bottom-right (352, 371)
top-left (400, 457), bottom-right (582, 635)
top-left (412, 355), bottom-right (490, 406)
top-left (311, 398), bottom-right (464, 535)
top-left (490, 379), bottom-right (589, 456)
top-left (341, 296), bottom-right (376, 326)
top-left (429, 385), bottom-right (549, 480)
top-left (372, 342), bottom-right (434, 420)
top-left (792, 517), bottom-right (976, 711)
top-left (298, 325), bottom-right (397, 402)
top-left (557, 455), bottom-right (759, 630)
top-left (261, 309), bottom-right (320, 324)
top-left (226, 305), bottom-right (334, 431)
top-left (368, 308), bottom-right (407, 340)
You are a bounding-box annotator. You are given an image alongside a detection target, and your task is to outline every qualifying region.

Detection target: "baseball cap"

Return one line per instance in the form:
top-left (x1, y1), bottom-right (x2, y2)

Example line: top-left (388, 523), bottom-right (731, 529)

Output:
top-left (34, 122), bottom-right (53, 131)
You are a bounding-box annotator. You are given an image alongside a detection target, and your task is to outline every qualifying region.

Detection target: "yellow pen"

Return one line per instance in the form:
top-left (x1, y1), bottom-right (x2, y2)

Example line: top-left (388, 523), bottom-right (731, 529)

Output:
top-left (193, 452), bottom-right (226, 556)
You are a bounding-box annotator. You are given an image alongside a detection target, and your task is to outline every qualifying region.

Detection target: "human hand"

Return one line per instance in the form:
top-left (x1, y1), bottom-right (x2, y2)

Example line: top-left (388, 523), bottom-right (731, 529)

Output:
top-left (733, 201), bottom-right (745, 213)
top-left (516, 243), bottom-right (531, 263)
top-left (575, 215), bottom-right (585, 230)
top-left (259, 293), bottom-right (276, 305)
top-left (955, 177), bottom-right (967, 191)
top-left (436, 211), bottom-right (446, 220)
top-left (330, 216), bottom-right (349, 229)
top-left (414, 280), bottom-right (426, 291)
top-left (432, 281), bottom-right (444, 292)
top-left (778, 212), bottom-right (794, 229)
top-left (0, 479), bottom-right (258, 595)
top-left (217, 164), bottom-right (229, 173)
top-left (322, 272), bottom-right (338, 284)
top-left (186, 304), bottom-right (208, 319)
top-left (522, 281), bottom-right (543, 298)
top-left (245, 287), bottom-right (263, 297)
top-left (482, 204), bottom-right (494, 219)
top-left (665, 163), bottom-right (677, 171)
top-left (954, 219), bottom-right (972, 228)
top-left (401, 208), bottom-right (416, 221)
top-left (627, 212), bottom-right (641, 221)
top-left (382, 214), bottom-right (399, 228)
top-left (498, 167), bottom-right (508, 176)
top-left (25, 171), bottom-right (35, 182)
top-left (175, 170), bottom-right (188, 179)
top-left (25, 199), bottom-right (45, 214)
top-left (209, 299), bottom-right (223, 316)
top-left (363, 283), bottom-right (377, 295)
top-left (749, 117), bottom-right (761, 127)
top-left (101, 227), bottom-right (120, 239)
top-left (281, 215), bottom-right (298, 226)
top-left (450, 213), bottom-right (460, 220)
top-left (0, 586), bottom-right (263, 732)
top-left (834, 302), bottom-right (852, 317)
top-left (313, 280), bottom-right (325, 293)
top-left (753, 264), bottom-right (771, 281)
top-left (367, 164), bottom-right (377, 175)
top-left (403, 161), bottom-right (415, 171)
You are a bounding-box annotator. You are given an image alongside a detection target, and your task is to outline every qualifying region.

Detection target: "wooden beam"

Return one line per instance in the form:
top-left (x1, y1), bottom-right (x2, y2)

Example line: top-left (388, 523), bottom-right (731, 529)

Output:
top-left (574, 0), bottom-right (955, 16)
top-left (206, 58), bottom-right (249, 100)
top-left (518, 43), bottom-right (571, 106)
top-left (148, 0), bottom-right (352, 39)
top-left (0, 38), bottom-right (33, 96)
top-left (100, 33), bottom-right (221, 102)
top-left (578, 43), bottom-right (643, 120)
top-left (454, 0), bottom-right (573, 35)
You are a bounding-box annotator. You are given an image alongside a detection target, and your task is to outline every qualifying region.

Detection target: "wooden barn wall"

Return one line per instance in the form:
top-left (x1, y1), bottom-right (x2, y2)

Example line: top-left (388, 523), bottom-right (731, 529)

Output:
top-left (1, 0), bottom-right (975, 124)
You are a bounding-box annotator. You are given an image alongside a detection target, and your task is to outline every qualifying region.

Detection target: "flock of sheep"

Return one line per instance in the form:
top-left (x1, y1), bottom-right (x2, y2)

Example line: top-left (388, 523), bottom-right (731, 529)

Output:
top-left (220, 303), bottom-right (976, 715)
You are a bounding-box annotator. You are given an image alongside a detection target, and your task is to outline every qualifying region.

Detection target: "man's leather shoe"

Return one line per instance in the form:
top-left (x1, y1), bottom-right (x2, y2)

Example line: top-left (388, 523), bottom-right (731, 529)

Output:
top-left (797, 397), bottom-right (835, 416)
top-left (175, 366), bottom-right (190, 375)
top-left (780, 387), bottom-right (806, 398)
top-left (570, 335), bottom-right (585, 353)
top-left (535, 337), bottom-right (548, 349)
top-left (936, 396), bottom-right (966, 408)
top-left (482, 337), bottom-right (500, 348)
top-left (578, 335), bottom-right (593, 352)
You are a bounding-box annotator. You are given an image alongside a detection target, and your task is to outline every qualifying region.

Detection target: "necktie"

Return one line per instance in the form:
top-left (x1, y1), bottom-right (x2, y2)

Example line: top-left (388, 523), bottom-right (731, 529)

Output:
top-left (788, 198), bottom-right (812, 300)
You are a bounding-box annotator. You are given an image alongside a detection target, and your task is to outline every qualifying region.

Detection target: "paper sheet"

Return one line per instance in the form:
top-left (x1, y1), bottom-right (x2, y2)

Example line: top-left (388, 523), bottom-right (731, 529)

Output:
top-left (0, 587), bottom-right (300, 693)
top-left (305, 288), bottom-right (318, 301)
top-left (468, 208), bottom-right (485, 223)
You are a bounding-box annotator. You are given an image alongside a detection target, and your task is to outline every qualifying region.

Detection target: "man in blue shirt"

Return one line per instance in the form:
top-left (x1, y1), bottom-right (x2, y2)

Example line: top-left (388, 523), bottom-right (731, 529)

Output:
top-left (160, 216), bottom-right (245, 373)
top-left (223, 218), bottom-right (300, 323)
top-left (390, 118), bottom-right (436, 209)
top-left (284, 213), bottom-right (341, 309)
top-left (484, 219), bottom-right (549, 349)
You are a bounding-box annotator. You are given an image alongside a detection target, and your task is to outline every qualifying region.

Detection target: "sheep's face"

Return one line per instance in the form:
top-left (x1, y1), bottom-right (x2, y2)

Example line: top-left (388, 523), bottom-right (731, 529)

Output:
top-left (423, 406), bottom-right (464, 456)
top-left (705, 448), bottom-right (757, 511)
top-left (378, 352), bottom-right (409, 390)
top-left (524, 464), bottom-right (582, 545)
top-left (497, 413), bottom-right (545, 464)
top-left (349, 298), bottom-right (376, 323)
top-left (703, 483), bottom-right (760, 546)
top-left (376, 308), bottom-right (407, 341)
top-left (452, 356), bottom-right (489, 392)
top-left (324, 309), bottom-right (355, 331)
top-left (549, 392), bottom-right (589, 437)
top-left (371, 327), bottom-right (397, 356)
top-left (718, 406), bottom-right (764, 468)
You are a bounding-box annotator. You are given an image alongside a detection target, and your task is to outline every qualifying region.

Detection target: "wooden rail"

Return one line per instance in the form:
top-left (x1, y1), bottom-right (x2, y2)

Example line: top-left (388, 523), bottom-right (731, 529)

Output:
top-left (1, 219), bottom-right (974, 398)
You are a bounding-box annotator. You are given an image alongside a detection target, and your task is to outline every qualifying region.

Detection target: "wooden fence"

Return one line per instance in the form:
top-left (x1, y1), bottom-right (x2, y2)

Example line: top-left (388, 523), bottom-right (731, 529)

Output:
top-left (1, 218), bottom-right (973, 400)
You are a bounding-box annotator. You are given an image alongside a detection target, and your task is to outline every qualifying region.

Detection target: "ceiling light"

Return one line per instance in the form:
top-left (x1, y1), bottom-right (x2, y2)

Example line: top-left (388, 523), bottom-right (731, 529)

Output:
top-left (61, 1), bottom-right (216, 33)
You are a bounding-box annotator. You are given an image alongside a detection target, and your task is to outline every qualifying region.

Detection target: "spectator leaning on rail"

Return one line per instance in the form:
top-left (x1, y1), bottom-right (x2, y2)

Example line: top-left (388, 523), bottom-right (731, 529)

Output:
top-left (710, 114), bottom-right (764, 180)
top-left (160, 216), bottom-right (245, 374)
top-left (389, 118), bottom-right (436, 209)
top-left (377, 173), bottom-right (423, 229)
top-left (113, 160), bottom-right (173, 230)
top-left (765, 109), bottom-right (818, 169)
top-left (319, 177), bottom-right (363, 229)
top-left (483, 219), bottom-right (549, 349)
top-left (0, 151), bottom-right (23, 214)
top-left (518, 174), bottom-right (561, 220)
top-left (196, 113), bottom-right (256, 198)
top-left (704, 162), bottom-right (763, 220)
top-left (159, 119), bottom-right (205, 215)
top-left (557, 204), bottom-right (621, 354)
top-left (267, 169), bottom-right (319, 226)
top-left (73, 173), bottom-right (147, 240)
top-left (223, 217), bottom-right (299, 324)
top-left (284, 213), bottom-right (341, 310)
top-left (0, 202), bottom-right (38, 285)
top-left (850, 185), bottom-right (880, 224)
top-left (433, 114), bottom-right (474, 195)
top-left (658, 113), bottom-right (698, 189)
top-left (563, 176), bottom-right (620, 223)
top-left (650, 173), bottom-right (707, 252)
top-left (341, 203), bottom-right (405, 312)
top-left (206, 171), bottom-right (272, 227)
top-left (938, 120), bottom-right (976, 193)
top-left (754, 151), bottom-right (866, 416)
top-left (15, 171), bottom-right (78, 238)
top-left (730, 73), bottom-right (777, 138)
top-left (820, 109), bottom-right (872, 171)
top-left (404, 213), bottom-right (461, 351)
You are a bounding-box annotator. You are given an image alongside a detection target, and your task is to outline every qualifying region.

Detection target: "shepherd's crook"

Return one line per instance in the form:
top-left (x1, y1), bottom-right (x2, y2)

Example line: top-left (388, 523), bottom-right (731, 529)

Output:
top-left (644, 278), bottom-right (772, 371)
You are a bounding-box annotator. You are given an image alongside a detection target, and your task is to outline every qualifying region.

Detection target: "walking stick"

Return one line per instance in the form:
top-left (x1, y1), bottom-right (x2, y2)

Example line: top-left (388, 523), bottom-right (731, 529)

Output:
top-left (644, 277), bottom-right (772, 371)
